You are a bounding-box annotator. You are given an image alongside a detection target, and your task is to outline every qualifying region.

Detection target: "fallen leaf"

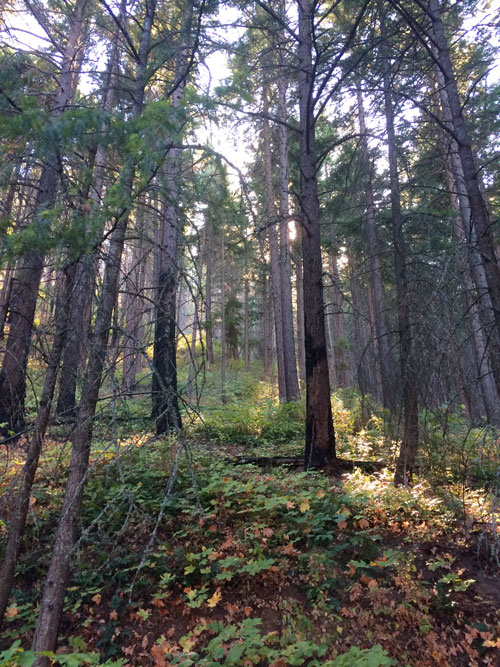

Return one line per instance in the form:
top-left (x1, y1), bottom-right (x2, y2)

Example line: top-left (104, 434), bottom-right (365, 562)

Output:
top-left (109, 610), bottom-right (118, 621)
top-left (270, 659), bottom-right (287, 667)
top-left (358, 518), bottom-right (370, 529)
top-left (299, 499), bottom-right (310, 513)
top-left (207, 590), bottom-right (222, 608)
top-left (91, 593), bottom-right (102, 605)
top-left (151, 643), bottom-right (167, 667)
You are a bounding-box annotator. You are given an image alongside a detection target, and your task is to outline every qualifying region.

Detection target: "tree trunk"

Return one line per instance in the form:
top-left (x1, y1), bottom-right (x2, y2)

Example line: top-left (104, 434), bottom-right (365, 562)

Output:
top-left (297, 0), bottom-right (336, 468)
top-left (56, 9), bottom-right (124, 418)
top-left (356, 83), bottom-right (395, 410)
top-left (327, 223), bottom-right (350, 389)
top-left (31, 1), bottom-right (156, 656)
top-left (379, 3), bottom-right (419, 485)
top-left (122, 204), bottom-right (146, 394)
top-left (427, 0), bottom-right (500, 349)
top-left (277, 67), bottom-right (300, 401)
top-left (444, 161), bottom-right (500, 423)
top-left (294, 241), bottom-right (306, 387)
top-left (348, 249), bottom-right (375, 398)
top-left (220, 231), bottom-right (226, 404)
top-left (204, 217), bottom-right (215, 365)
top-left (259, 237), bottom-right (272, 377)
top-left (151, 2), bottom-right (193, 435)
top-left (0, 0), bottom-right (88, 436)
top-left (262, 91), bottom-right (287, 401)
top-left (0, 265), bottom-right (74, 629)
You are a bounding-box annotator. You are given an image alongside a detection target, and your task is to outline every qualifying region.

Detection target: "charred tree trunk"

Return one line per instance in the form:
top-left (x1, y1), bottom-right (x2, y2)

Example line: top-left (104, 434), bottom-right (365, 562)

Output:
top-left (297, 0), bottom-right (336, 468)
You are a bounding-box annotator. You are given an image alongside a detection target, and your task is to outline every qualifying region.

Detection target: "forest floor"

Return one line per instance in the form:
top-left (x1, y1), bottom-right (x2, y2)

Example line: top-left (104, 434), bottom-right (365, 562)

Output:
top-left (1, 369), bottom-right (500, 666)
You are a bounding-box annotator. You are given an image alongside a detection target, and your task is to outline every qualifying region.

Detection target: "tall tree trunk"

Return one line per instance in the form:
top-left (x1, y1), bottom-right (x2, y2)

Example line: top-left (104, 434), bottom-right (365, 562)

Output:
top-left (262, 92), bottom-right (287, 401)
top-left (293, 241), bottom-right (306, 386)
top-left (243, 252), bottom-right (250, 372)
top-left (379, 3), bottom-right (419, 485)
top-left (259, 237), bottom-right (272, 377)
top-left (204, 217), bottom-right (215, 365)
top-left (0, 166), bottom-right (19, 338)
top-left (348, 249), bottom-right (375, 398)
top-left (433, 63), bottom-right (500, 403)
top-left (426, 0), bottom-right (500, 346)
top-left (151, 2), bottom-right (193, 435)
top-left (327, 223), bottom-right (350, 389)
top-left (297, 0), bottom-right (336, 468)
top-left (444, 162), bottom-right (500, 423)
top-left (220, 230), bottom-right (226, 404)
top-left (56, 8), bottom-right (124, 418)
top-left (0, 264), bottom-right (74, 629)
top-left (187, 288), bottom-right (201, 400)
top-left (277, 66), bottom-right (300, 401)
top-left (122, 203), bottom-right (146, 394)
top-left (31, 2), bottom-right (156, 656)
top-left (356, 83), bottom-right (395, 410)
top-left (0, 0), bottom-right (88, 436)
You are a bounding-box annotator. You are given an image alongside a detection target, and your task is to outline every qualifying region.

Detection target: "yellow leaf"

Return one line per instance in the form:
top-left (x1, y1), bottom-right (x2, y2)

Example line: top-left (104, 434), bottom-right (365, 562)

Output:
top-left (181, 636), bottom-right (196, 652)
top-left (91, 593), bottom-right (102, 605)
top-left (207, 590), bottom-right (222, 608)
top-left (299, 499), bottom-right (310, 513)
top-left (483, 639), bottom-right (500, 648)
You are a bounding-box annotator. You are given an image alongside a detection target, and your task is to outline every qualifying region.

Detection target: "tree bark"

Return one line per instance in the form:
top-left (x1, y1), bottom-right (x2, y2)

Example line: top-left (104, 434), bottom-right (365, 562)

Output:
top-left (297, 0), bottom-right (336, 468)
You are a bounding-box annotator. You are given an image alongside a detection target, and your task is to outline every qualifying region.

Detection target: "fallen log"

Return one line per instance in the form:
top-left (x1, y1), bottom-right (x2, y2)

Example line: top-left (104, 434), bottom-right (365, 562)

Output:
top-left (229, 455), bottom-right (386, 473)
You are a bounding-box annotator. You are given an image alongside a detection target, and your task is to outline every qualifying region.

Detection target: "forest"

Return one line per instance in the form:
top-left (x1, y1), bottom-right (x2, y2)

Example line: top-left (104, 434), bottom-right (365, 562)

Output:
top-left (0, 0), bottom-right (500, 664)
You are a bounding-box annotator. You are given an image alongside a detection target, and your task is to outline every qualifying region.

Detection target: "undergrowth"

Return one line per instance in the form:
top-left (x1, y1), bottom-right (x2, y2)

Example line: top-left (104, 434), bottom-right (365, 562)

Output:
top-left (1, 365), bottom-right (500, 665)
